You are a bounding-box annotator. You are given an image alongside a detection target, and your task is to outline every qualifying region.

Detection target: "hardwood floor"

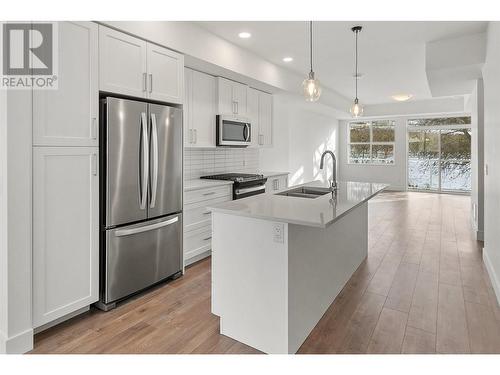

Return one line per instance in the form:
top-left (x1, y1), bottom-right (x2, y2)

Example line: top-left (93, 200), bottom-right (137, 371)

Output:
top-left (31, 191), bottom-right (500, 354)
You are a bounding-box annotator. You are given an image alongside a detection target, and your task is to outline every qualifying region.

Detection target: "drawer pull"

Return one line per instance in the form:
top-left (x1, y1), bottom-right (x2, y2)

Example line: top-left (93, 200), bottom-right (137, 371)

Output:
top-left (203, 236), bottom-right (212, 241)
top-left (203, 191), bottom-right (216, 196)
top-left (203, 211), bottom-right (211, 215)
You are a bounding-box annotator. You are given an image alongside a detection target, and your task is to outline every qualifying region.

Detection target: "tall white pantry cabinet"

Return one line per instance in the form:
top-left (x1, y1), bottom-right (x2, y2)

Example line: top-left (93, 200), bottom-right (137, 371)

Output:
top-left (32, 22), bottom-right (99, 327)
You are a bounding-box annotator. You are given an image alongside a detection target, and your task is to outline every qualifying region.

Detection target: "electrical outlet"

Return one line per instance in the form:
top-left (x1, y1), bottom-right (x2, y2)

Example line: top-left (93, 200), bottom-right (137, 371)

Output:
top-left (273, 223), bottom-right (284, 243)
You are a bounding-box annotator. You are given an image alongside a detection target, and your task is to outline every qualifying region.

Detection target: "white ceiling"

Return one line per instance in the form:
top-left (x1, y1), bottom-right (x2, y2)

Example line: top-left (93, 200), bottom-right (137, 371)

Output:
top-left (196, 21), bottom-right (488, 105)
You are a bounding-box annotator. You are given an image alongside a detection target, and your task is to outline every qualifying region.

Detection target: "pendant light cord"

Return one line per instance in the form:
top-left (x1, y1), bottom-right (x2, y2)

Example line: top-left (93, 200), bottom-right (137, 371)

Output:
top-left (310, 21), bottom-right (313, 73)
top-left (355, 29), bottom-right (358, 99)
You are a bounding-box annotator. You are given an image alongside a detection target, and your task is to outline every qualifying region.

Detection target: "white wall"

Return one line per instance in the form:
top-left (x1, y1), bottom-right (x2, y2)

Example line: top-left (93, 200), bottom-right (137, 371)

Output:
top-left (482, 22), bottom-right (500, 304)
top-left (469, 79), bottom-right (485, 240)
top-left (0, 89), bottom-right (33, 354)
top-left (0, 82), bottom-right (7, 352)
top-left (338, 118), bottom-right (407, 190)
top-left (260, 94), bottom-right (339, 186)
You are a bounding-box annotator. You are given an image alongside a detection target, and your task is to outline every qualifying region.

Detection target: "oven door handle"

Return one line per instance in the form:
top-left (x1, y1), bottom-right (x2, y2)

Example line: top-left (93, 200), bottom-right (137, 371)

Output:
top-left (235, 185), bottom-right (266, 195)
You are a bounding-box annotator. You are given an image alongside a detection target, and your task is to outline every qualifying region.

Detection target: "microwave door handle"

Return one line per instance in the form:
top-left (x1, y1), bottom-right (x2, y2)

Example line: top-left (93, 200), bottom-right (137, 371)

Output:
top-left (150, 113), bottom-right (159, 209)
top-left (244, 123), bottom-right (250, 141)
top-left (139, 112), bottom-right (149, 210)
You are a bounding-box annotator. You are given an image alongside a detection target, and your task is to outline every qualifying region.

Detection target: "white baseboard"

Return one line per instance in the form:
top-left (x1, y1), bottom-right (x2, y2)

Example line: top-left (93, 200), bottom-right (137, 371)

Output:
top-left (0, 328), bottom-right (33, 354)
top-left (483, 247), bottom-right (500, 306)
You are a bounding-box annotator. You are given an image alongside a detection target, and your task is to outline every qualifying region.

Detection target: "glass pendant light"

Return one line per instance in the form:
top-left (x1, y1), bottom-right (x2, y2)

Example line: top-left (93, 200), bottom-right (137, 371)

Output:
top-left (350, 26), bottom-right (363, 117)
top-left (303, 21), bottom-right (321, 102)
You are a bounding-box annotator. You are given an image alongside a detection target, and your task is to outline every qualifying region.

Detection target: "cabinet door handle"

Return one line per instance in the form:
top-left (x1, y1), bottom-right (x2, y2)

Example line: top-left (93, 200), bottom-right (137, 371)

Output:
top-left (142, 73), bottom-right (147, 92)
top-left (91, 153), bottom-right (98, 176)
top-left (203, 211), bottom-right (211, 215)
top-left (203, 191), bottom-right (216, 196)
top-left (149, 73), bottom-right (153, 93)
top-left (235, 101), bottom-right (238, 114)
top-left (189, 129), bottom-right (193, 144)
top-left (193, 129), bottom-right (197, 144)
top-left (91, 117), bottom-right (97, 139)
top-left (203, 236), bottom-right (212, 241)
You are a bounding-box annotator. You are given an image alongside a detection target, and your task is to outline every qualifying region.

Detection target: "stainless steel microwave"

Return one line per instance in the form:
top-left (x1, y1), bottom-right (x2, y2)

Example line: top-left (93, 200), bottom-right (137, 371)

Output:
top-left (216, 115), bottom-right (251, 147)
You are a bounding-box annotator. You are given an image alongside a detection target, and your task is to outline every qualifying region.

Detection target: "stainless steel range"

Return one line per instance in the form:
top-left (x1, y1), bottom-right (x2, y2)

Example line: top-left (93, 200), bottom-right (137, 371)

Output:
top-left (201, 173), bottom-right (267, 200)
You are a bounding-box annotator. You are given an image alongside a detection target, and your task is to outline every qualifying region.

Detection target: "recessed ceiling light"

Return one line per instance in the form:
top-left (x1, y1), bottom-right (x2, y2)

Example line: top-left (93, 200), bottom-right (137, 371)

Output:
top-left (238, 32), bottom-right (251, 39)
top-left (282, 57), bottom-right (293, 62)
top-left (391, 94), bottom-right (413, 102)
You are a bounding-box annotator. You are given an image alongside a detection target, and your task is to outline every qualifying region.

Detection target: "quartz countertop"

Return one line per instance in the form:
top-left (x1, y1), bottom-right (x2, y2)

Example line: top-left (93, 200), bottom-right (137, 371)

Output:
top-left (184, 179), bottom-right (234, 192)
top-left (207, 180), bottom-right (388, 228)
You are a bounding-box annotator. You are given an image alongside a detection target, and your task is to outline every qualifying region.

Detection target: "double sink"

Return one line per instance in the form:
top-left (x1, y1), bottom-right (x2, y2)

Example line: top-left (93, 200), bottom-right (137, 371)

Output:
top-left (277, 186), bottom-right (334, 199)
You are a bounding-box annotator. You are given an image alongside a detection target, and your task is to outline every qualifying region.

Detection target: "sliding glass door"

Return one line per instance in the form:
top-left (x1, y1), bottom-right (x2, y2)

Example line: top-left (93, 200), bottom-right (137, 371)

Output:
top-left (407, 117), bottom-right (471, 193)
top-left (408, 130), bottom-right (440, 191)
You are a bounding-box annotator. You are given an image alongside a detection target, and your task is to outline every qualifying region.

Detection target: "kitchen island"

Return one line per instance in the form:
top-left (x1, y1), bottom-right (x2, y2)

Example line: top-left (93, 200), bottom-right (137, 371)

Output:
top-left (207, 180), bottom-right (387, 354)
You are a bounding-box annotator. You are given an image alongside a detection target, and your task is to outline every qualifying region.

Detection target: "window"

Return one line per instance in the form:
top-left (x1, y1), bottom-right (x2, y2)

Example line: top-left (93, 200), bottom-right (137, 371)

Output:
top-left (348, 120), bottom-right (395, 164)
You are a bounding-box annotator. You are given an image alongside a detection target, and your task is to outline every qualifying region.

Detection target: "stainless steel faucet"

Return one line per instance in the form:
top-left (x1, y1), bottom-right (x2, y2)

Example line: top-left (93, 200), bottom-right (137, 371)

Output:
top-left (320, 150), bottom-right (337, 191)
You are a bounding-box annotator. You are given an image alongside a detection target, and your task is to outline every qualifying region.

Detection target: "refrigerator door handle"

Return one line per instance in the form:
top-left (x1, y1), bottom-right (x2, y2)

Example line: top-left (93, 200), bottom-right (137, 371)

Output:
top-left (150, 113), bottom-right (159, 208)
top-left (114, 216), bottom-right (179, 237)
top-left (139, 112), bottom-right (149, 210)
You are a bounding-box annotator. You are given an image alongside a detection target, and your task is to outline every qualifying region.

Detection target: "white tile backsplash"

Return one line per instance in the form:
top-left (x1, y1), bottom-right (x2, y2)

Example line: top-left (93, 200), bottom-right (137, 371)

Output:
top-left (184, 148), bottom-right (260, 180)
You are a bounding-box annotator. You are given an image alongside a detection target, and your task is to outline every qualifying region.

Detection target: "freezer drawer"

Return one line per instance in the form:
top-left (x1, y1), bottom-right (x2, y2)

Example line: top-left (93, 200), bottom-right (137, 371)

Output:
top-left (103, 213), bottom-right (182, 303)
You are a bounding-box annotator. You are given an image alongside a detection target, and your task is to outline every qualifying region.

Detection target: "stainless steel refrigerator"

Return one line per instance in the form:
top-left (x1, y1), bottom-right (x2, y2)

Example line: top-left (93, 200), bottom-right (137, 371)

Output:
top-left (97, 97), bottom-right (183, 311)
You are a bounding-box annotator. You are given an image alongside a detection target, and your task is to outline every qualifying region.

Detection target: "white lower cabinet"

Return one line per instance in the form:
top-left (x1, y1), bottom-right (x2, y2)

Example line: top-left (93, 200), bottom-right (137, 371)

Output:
top-left (33, 147), bottom-right (99, 327)
top-left (265, 174), bottom-right (289, 192)
top-left (183, 184), bottom-right (232, 266)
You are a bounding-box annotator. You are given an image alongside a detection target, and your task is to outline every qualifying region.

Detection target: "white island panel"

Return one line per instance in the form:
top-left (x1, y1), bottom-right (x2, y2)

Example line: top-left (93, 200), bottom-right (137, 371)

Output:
top-left (212, 213), bottom-right (289, 354)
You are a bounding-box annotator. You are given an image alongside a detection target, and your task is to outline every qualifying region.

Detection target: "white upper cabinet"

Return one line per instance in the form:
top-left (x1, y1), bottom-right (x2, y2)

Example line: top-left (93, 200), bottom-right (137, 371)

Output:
top-left (191, 70), bottom-right (216, 147)
top-left (216, 77), bottom-right (248, 116)
top-left (184, 68), bottom-right (216, 147)
top-left (33, 22), bottom-right (98, 146)
top-left (146, 43), bottom-right (184, 104)
top-left (217, 77), bottom-right (233, 115)
top-left (183, 68), bottom-right (193, 146)
top-left (258, 91), bottom-right (273, 147)
top-left (247, 88), bottom-right (260, 147)
top-left (99, 26), bottom-right (147, 98)
top-left (33, 147), bottom-right (99, 327)
top-left (99, 26), bottom-right (184, 104)
top-left (247, 88), bottom-right (273, 148)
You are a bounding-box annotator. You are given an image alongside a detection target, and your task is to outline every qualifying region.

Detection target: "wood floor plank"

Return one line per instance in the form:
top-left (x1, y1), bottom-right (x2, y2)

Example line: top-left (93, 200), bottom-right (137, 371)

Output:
top-left (340, 292), bottom-right (386, 353)
top-left (367, 308), bottom-right (408, 354)
top-left (407, 270), bottom-right (439, 334)
top-left (401, 326), bottom-right (436, 354)
top-left (385, 262), bottom-right (419, 313)
top-left (465, 301), bottom-right (500, 353)
top-left (366, 256), bottom-right (402, 297)
top-left (436, 283), bottom-right (470, 353)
